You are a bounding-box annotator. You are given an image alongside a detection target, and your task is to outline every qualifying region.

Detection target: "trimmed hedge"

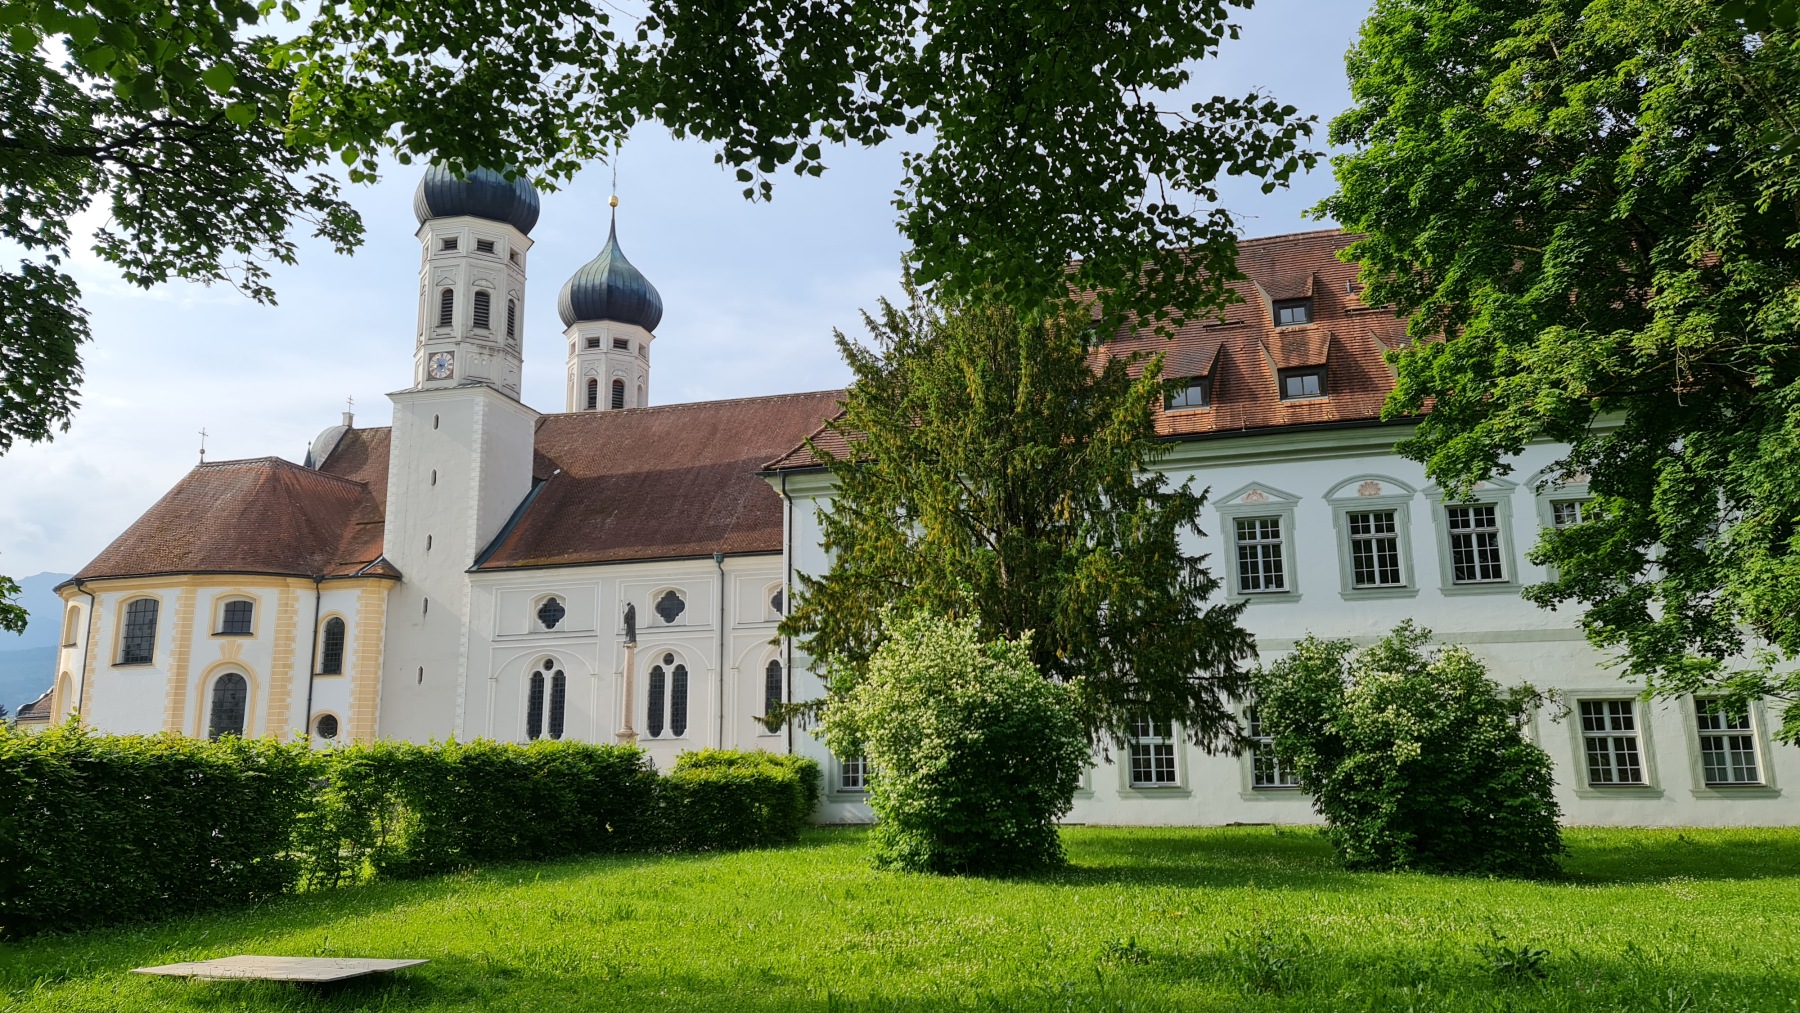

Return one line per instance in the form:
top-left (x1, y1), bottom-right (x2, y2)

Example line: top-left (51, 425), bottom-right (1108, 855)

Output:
top-left (663, 750), bottom-right (821, 851)
top-left (0, 724), bottom-right (816, 938)
top-left (0, 725), bottom-right (315, 938)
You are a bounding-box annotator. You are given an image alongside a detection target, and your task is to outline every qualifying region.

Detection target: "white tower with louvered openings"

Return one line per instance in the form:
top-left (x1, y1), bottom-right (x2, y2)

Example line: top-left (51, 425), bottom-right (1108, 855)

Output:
top-left (381, 165), bottom-right (542, 741)
top-left (559, 197), bottom-right (664, 412)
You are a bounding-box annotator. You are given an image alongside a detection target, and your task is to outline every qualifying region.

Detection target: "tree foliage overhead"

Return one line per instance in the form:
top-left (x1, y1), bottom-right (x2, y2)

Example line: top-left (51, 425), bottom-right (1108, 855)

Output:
top-left (287, 0), bottom-right (1315, 329)
top-left (1, 0), bottom-right (362, 452)
top-left (780, 285), bottom-right (1254, 747)
top-left (1320, 0), bottom-right (1800, 737)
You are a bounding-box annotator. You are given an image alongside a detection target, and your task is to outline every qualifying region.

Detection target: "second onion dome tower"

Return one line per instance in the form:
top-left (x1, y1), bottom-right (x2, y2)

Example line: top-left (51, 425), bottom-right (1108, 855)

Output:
top-left (558, 197), bottom-right (664, 412)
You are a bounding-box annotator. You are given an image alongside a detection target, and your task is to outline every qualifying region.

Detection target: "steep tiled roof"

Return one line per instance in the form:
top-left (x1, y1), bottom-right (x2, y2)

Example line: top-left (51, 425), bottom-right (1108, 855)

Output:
top-left (477, 390), bottom-right (844, 568)
top-left (72, 457), bottom-right (390, 581)
top-left (766, 228), bottom-right (1410, 470)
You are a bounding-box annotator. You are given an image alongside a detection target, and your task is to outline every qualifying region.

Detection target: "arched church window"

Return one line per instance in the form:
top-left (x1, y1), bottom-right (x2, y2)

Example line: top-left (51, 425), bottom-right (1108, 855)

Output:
top-left (527, 669), bottom-right (545, 740)
top-left (764, 659), bottom-right (783, 732)
top-left (219, 599), bottom-right (254, 635)
top-left (119, 598), bottom-right (159, 664)
top-left (611, 378), bottom-right (626, 410)
top-left (671, 663), bottom-right (689, 737)
top-left (536, 597), bottom-right (566, 630)
top-left (647, 663), bottom-right (667, 738)
top-left (437, 288), bottom-right (454, 327)
top-left (208, 673), bottom-right (247, 740)
top-left (549, 668), bottom-right (566, 740)
top-left (506, 299), bottom-right (517, 339)
top-left (655, 590), bottom-right (685, 624)
top-left (473, 289), bottom-right (491, 330)
top-left (320, 617), bottom-right (346, 675)
top-left (586, 379), bottom-right (599, 411)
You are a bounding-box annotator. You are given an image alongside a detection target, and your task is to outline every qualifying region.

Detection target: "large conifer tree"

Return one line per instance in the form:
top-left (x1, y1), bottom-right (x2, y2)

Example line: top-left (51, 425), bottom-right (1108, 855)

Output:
top-left (781, 287), bottom-right (1254, 747)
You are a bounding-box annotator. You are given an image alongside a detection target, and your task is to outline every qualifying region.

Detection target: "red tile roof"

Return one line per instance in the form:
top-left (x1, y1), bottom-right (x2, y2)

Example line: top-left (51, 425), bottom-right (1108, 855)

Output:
top-left (478, 390), bottom-right (844, 568)
top-left (766, 228), bottom-right (1410, 470)
top-left (72, 457), bottom-right (391, 581)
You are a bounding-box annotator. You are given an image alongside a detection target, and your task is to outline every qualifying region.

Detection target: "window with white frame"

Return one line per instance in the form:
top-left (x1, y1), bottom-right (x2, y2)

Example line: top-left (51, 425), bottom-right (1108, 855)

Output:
top-left (1234, 517), bottom-right (1287, 593)
top-left (1551, 499), bottom-right (1589, 529)
top-left (839, 755), bottom-right (868, 792)
top-left (1694, 699), bottom-right (1761, 785)
top-left (1278, 366), bottom-right (1325, 399)
top-left (1248, 708), bottom-right (1299, 789)
top-left (1165, 376), bottom-right (1211, 410)
top-left (1579, 700), bottom-right (1646, 786)
top-left (1128, 716), bottom-right (1178, 786)
top-left (1445, 504), bottom-right (1506, 583)
top-left (1346, 510), bottom-right (1404, 588)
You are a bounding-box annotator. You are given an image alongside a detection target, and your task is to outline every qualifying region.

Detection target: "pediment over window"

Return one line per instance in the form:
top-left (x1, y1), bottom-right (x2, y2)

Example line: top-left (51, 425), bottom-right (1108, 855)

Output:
top-left (1217, 482), bottom-right (1301, 509)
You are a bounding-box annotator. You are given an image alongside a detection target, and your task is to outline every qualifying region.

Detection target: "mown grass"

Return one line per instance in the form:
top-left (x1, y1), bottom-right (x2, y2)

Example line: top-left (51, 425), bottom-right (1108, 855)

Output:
top-left (4, 826), bottom-right (1800, 1011)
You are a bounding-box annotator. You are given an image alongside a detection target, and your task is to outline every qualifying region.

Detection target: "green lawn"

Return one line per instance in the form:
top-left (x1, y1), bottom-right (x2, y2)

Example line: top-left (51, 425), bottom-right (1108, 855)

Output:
top-left (5, 826), bottom-right (1800, 1011)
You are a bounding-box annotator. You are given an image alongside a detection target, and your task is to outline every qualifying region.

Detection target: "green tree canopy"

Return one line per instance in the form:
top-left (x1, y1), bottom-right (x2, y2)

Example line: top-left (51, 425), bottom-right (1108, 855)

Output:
top-left (780, 285), bottom-right (1254, 747)
top-left (1320, 0), bottom-right (1800, 738)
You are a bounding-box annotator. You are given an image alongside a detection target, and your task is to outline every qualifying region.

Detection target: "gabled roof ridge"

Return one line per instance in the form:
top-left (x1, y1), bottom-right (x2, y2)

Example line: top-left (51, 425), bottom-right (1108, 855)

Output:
top-left (538, 388), bottom-right (844, 421)
top-left (199, 454), bottom-right (377, 492)
top-left (1237, 227), bottom-right (1349, 247)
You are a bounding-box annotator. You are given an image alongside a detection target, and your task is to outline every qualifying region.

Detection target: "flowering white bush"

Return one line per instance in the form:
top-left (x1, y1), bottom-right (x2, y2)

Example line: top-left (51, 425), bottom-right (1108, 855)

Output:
top-left (1252, 621), bottom-right (1563, 876)
top-left (824, 612), bottom-right (1089, 874)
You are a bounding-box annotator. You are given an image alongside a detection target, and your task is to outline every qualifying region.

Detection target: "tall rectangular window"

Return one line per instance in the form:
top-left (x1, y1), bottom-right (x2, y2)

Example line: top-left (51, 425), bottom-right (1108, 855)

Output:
top-left (1446, 504), bottom-right (1506, 583)
top-left (1695, 699), bottom-right (1761, 785)
top-left (1579, 700), bottom-right (1645, 785)
top-left (1347, 510), bottom-right (1404, 587)
top-left (1248, 708), bottom-right (1299, 789)
top-left (472, 290), bottom-right (491, 330)
top-left (1235, 517), bottom-right (1287, 593)
top-left (840, 755), bottom-right (868, 792)
top-left (119, 599), bottom-right (159, 664)
top-left (1165, 376), bottom-right (1211, 410)
top-left (1129, 716), bottom-right (1178, 786)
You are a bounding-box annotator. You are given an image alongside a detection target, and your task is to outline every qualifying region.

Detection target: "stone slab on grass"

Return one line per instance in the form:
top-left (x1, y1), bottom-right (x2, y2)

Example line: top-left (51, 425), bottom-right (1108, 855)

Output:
top-left (132, 956), bottom-right (427, 983)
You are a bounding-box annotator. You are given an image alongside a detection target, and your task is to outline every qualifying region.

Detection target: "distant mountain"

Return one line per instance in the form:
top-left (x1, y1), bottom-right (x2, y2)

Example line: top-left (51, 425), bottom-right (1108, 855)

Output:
top-left (2, 572), bottom-right (72, 712)
top-left (4, 572), bottom-right (74, 651)
top-left (0, 645), bottom-right (57, 713)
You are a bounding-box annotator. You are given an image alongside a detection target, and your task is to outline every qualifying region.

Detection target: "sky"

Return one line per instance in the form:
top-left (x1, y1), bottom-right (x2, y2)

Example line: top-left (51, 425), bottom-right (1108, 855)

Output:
top-left (0, 1), bottom-right (1377, 581)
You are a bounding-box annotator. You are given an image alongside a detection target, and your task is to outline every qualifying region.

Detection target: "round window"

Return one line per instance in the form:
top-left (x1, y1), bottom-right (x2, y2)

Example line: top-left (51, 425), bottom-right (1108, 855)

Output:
top-left (315, 714), bottom-right (339, 740)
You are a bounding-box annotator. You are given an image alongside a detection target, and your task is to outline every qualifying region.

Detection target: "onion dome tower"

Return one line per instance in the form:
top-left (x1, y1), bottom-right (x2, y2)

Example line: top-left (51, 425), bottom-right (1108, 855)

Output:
top-left (410, 165), bottom-right (540, 398)
top-left (559, 197), bottom-right (662, 412)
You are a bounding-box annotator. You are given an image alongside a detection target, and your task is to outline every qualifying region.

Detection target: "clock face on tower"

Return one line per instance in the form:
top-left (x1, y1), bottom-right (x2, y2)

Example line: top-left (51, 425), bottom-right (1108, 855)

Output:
top-left (427, 352), bottom-right (454, 380)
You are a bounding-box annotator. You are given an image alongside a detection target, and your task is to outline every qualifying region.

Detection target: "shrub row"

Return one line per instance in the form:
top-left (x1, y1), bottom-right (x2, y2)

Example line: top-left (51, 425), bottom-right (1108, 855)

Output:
top-left (0, 725), bottom-right (820, 938)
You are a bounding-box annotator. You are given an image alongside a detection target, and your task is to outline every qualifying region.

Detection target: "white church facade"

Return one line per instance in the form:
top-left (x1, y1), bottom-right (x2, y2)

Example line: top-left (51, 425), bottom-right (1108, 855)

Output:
top-left (43, 169), bottom-right (1798, 829)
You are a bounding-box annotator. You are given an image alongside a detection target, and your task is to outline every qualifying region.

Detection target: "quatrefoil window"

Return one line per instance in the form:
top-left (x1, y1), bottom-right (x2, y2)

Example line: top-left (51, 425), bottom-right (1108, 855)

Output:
top-left (655, 590), bottom-right (686, 624)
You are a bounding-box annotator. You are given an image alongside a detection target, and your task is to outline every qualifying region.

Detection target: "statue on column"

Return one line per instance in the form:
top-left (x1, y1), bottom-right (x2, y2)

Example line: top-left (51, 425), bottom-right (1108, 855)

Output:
top-left (623, 602), bottom-right (637, 645)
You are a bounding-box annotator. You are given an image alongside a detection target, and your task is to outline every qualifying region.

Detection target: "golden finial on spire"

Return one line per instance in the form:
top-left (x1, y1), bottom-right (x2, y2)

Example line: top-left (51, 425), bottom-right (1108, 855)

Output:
top-left (609, 195), bottom-right (619, 208)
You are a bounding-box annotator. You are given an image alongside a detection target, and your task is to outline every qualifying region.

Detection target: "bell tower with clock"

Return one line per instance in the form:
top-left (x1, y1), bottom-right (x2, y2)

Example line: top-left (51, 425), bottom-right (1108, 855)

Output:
top-left (379, 165), bottom-right (543, 742)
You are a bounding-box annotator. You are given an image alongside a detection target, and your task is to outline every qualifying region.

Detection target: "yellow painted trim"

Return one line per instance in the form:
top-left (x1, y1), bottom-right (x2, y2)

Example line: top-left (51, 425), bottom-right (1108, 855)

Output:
top-left (348, 586), bottom-right (387, 743)
top-left (266, 588), bottom-right (300, 740)
top-left (163, 587), bottom-right (197, 733)
top-left (107, 592), bottom-right (166, 670)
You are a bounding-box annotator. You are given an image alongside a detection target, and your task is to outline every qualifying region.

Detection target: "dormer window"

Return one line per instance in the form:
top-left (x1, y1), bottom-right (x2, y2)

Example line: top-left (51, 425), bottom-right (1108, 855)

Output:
top-left (1279, 367), bottom-right (1326, 400)
top-left (1274, 298), bottom-right (1313, 327)
top-left (1165, 376), bottom-right (1211, 410)
top-left (440, 237), bottom-right (459, 252)
top-left (475, 239), bottom-right (496, 254)
top-left (613, 338), bottom-right (630, 350)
